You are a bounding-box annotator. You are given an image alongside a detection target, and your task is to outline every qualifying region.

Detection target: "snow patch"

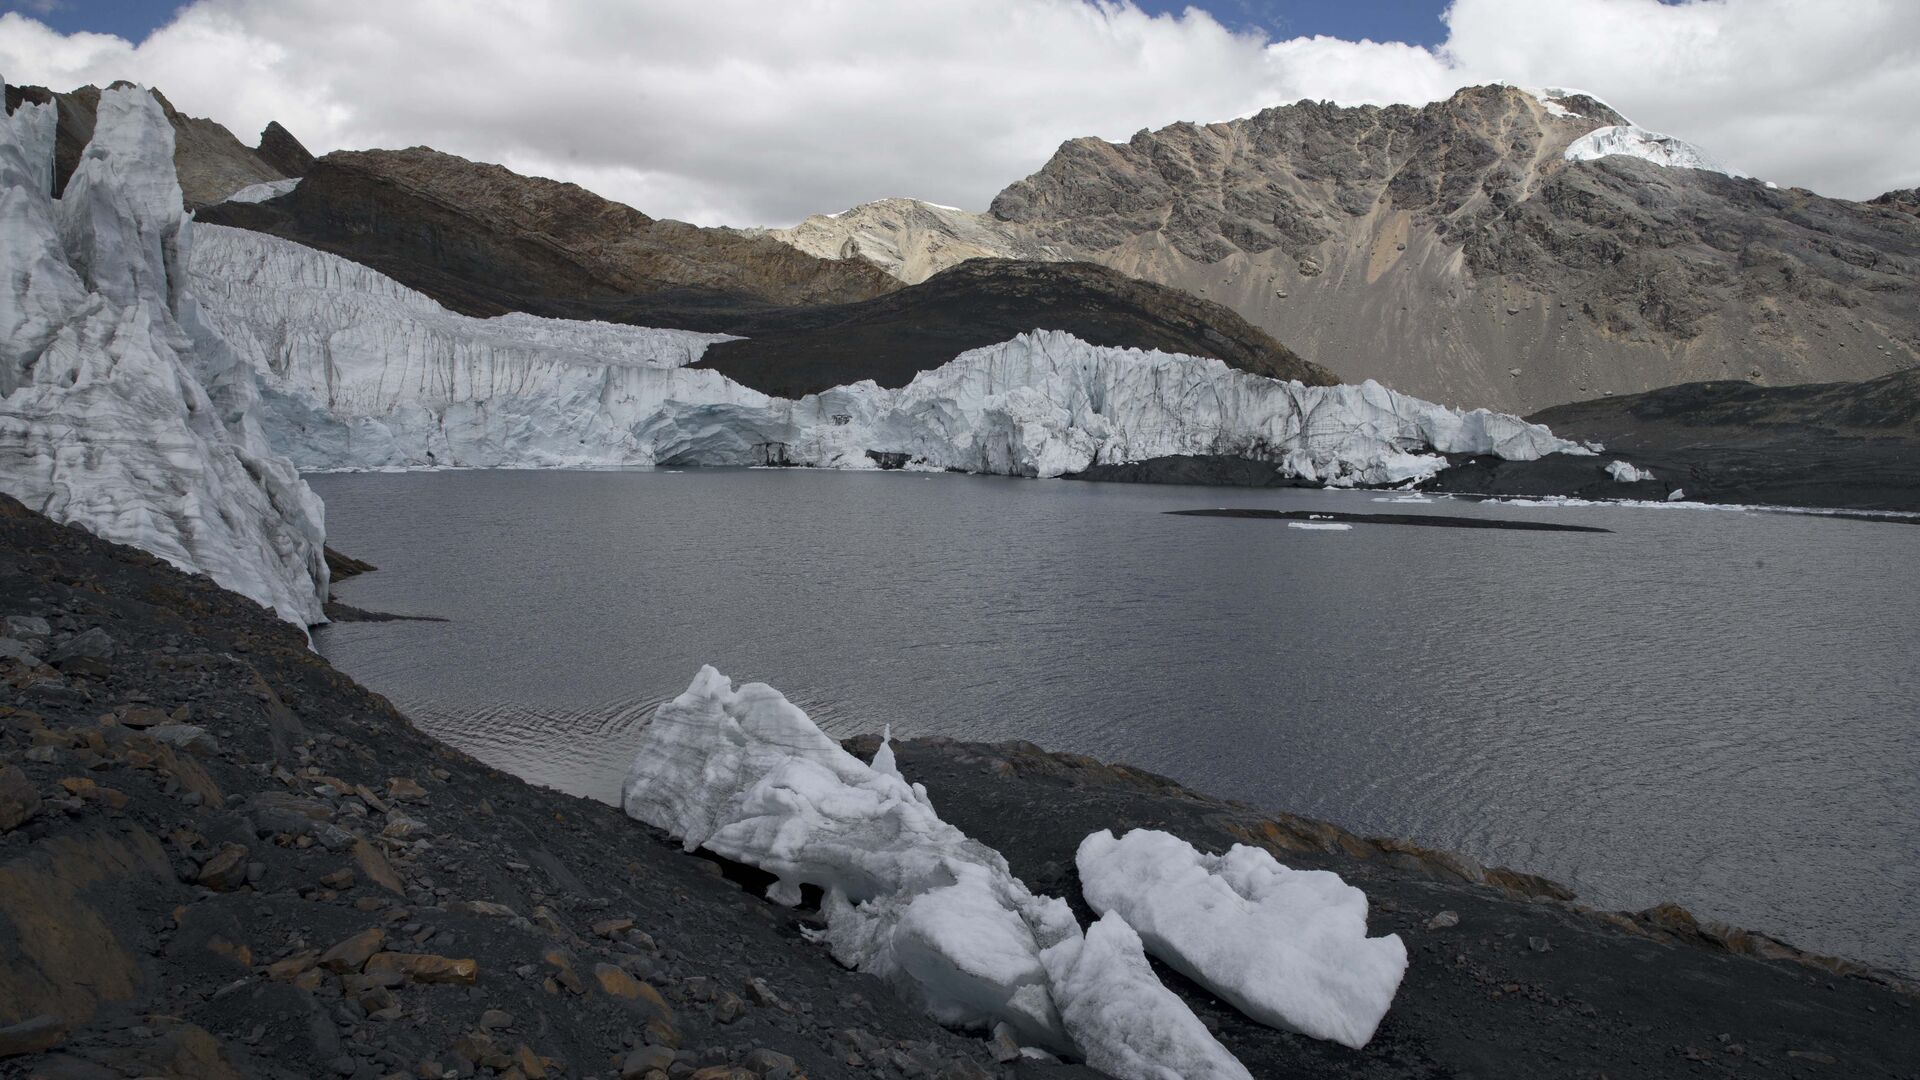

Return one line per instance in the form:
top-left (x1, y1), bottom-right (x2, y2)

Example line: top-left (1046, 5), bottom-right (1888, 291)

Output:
top-left (222, 177), bottom-right (300, 204)
top-left (1077, 828), bottom-right (1408, 1049)
top-left (1287, 522), bottom-right (1353, 531)
top-left (1564, 125), bottom-right (1740, 178)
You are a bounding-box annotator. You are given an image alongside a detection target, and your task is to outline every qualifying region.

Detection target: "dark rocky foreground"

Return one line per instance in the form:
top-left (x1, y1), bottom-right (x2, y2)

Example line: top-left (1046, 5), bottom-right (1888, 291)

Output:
top-left (2, 495), bottom-right (1915, 1078)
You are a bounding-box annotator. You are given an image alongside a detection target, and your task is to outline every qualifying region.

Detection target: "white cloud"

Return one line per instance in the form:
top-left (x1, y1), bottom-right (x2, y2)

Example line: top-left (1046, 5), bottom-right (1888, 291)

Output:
top-left (1, 0), bottom-right (1914, 226)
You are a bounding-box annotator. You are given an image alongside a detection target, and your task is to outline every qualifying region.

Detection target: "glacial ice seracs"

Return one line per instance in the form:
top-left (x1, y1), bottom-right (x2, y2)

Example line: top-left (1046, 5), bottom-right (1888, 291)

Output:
top-left (0, 80), bottom-right (329, 626)
top-left (622, 667), bottom-right (1256, 1079)
top-left (1077, 828), bottom-right (1409, 1049)
top-left (190, 225), bottom-right (752, 469)
top-left (185, 228), bottom-right (1583, 483)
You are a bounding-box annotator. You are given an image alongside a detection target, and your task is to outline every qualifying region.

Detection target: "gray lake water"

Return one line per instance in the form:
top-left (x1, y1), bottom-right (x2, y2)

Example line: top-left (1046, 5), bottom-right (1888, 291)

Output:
top-left (310, 468), bottom-right (1920, 976)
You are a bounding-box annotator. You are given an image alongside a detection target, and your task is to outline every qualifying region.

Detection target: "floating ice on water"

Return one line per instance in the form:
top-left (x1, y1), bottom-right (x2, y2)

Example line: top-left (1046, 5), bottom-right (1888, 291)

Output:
top-left (1287, 522), bottom-right (1353, 531)
top-left (1077, 828), bottom-right (1409, 1049)
top-left (1606, 460), bottom-right (1655, 483)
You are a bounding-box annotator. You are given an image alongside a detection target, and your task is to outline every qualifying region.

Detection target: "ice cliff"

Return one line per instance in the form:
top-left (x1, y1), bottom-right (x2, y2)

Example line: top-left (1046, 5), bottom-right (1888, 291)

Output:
top-left (622, 667), bottom-right (1271, 1079)
top-left (0, 80), bottom-right (328, 626)
top-left (190, 225), bottom-right (752, 469)
top-left (186, 228), bottom-right (1582, 484)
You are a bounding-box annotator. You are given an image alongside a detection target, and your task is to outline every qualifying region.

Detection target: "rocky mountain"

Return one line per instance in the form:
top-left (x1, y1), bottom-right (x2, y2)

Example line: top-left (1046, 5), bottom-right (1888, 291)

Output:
top-left (197, 145), bottom-right (1324, 392)
top-left (200, 146), bottom-right (904, 325)
top-left (3, 81), bottom-right (313, 208)
top-left (768, 85), bottom-right (1920, 414)
top-left (762, 197), bottom-right (1065, 284)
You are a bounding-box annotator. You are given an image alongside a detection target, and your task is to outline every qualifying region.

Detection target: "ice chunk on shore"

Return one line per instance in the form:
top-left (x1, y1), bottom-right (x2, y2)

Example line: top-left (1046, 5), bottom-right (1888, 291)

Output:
top-left (1077, 828), bottom-right (1408, 1049)
top-left (0, 79), bottom-right (328, 626)
top-left (1606, 460), bottom-right (1655, 483)
top-left (621, 666), bottom-right (1075, 1050)
top-left (1287, 522), bottom-right (1353, 531)
top-left (621, 668), bottom-right (1250, 1078)
top-left (1041, 912), bottom-right (1254, 1080)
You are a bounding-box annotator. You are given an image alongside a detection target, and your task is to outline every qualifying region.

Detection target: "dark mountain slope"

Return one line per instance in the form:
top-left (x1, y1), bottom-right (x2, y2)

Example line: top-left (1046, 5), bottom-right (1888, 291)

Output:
top-left (695, 259), bottom-right (1333, 398)
top-left (199, 146), bottom-right (903, 323)
top-left (1422, 369), bottom-right (1920, 511)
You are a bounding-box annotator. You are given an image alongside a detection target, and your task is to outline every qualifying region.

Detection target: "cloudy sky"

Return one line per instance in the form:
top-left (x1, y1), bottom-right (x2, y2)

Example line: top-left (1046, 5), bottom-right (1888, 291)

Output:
top-left (3, 0), bottom-right (1916, 225)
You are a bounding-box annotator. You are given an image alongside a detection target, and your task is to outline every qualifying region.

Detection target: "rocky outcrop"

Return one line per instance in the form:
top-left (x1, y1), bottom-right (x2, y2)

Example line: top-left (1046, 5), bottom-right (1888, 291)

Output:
top-left (1413, 369), bottom-right (1920, 511)
top-left (253, 120), bottom-right (314, 177)
top-left (762, 197), bottom-right (1067, 284)
top-left (1871, 188), bottom-right (1920, 218)
top-left (200, 146), bottom-right (903, 325)
top-left (697, 259), bottom-right (1332, 397)
top-left (2, 81), bottom-right (304, 207)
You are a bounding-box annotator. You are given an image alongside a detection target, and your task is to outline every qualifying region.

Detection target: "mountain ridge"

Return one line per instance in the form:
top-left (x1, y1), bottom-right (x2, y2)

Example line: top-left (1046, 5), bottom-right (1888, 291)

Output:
top-left (769, 85), bottom-right (1920, 413)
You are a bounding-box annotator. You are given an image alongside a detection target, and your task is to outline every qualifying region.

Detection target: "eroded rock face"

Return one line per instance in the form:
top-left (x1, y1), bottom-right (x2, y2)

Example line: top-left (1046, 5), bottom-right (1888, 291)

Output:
top-left (3, 82), bottom-right (304, 207)
top-left (254, 120), bottom-right (315, 177)
top-left (976, 85), bottom-right (1920, 412)
top-left (200, 146), bottom-right (902, 323)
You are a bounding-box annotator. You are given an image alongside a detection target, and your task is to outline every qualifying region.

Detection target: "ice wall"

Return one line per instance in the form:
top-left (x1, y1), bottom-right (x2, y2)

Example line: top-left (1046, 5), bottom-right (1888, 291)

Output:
top-left (0, 80), bottom-right (328, 626)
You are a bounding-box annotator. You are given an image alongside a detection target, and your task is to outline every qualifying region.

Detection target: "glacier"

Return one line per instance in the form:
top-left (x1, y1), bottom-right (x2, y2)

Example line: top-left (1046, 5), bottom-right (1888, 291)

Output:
top-left (1564, 124), bottom-right (1740, 178)
top-left (190, 225), bottom-right (752, 469)
top-left (0, 79), bottom-right (329, 627)
top-left (622, 667), bottom-right (1255, 1079)
top-left (1077, 828), bottom-right (1408, 1049)
top-left (185, 228), bottom-right (1584, 483)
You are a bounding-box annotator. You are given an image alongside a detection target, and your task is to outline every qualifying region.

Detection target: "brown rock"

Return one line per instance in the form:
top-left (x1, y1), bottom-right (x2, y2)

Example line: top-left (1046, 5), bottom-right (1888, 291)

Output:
top-left (319, 928), bottom-right (385, 972)
top-left (365, 952), bottom-right (478, 985)
top-left (197, 843), bottom-right (251, 891)
top-left (353, 838), bottom-right (407, 895)
top-left (592, 916), bottom-right (635, 939)
top-left (621, 1045), bottom-right (676, 1079)
top-left (265, 950), bottom-right (319, 981)
top-left (513, 1043), bottom-right (548, 1079)
top-left (387, 776), bottom-right (428, 801)
top-left (0, 1014), bottom-right (66, 1057)
top-left (542, 947), bottom-right (585, 995)
top-left (0, 766), bottom-right (39, 831)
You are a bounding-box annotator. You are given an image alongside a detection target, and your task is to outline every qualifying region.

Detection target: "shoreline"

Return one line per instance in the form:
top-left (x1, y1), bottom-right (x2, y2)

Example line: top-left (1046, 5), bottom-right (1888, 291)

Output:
top-left (4, 497), bottom-right (1915, 1076)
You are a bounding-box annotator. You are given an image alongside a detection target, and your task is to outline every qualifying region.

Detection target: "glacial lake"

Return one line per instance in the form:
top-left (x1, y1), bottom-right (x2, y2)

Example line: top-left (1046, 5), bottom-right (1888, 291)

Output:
top-left (311, 468), bottom-right (1920, 976)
